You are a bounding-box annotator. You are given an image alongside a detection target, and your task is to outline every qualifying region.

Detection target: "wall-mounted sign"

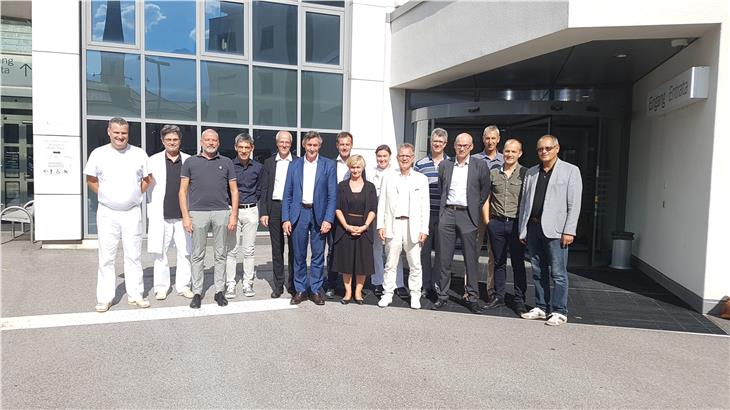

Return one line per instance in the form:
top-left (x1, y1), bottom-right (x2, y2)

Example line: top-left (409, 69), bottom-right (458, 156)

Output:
top-left (647, 66), bottom-right (709, 116)
top-left (0, 53), bottom-right (31, 88)
top-left (33, 135), bottom-right (80, 195)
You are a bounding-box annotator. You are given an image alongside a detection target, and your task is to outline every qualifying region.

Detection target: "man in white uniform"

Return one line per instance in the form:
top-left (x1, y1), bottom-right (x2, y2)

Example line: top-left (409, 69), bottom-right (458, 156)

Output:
top-left (146, 124), bottom-right (194, 300)
top-left (376, 143), bottom-right (430, 309)
top-left (84, 117), bottom-right (152, 312)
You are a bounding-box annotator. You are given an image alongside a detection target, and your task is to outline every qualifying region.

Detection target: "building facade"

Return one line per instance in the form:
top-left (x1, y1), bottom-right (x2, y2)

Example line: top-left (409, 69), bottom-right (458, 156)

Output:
top-left (1, 0), bottom-right (728, 313)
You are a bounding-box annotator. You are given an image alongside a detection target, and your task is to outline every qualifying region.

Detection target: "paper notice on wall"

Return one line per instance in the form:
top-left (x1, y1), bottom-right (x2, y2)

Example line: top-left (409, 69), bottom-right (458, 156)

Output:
top-left (33, 135), bottom-right (81, 195)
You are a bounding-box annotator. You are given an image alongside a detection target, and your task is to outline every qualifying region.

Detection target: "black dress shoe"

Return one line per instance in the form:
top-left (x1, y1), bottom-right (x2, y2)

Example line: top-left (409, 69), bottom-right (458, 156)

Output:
top-left (214, 291), bottom-right (228, 306)
top-left (467, 300), bottom-right (483, 314)
top-left (395, 287), bottom-right (409, 298)
top-left (324, 288), bottom-right (336, 299)
top-left (287, 288), bottom-right (296, 296)
top-left (310, 292), bottom-right (325, 305)
top-left (484, 296), bottom-right (505, 310)
top-left (271, 288), bottom-right (283, 298)
top-left (290, 292), bottom-right (307, 305)
top-left (432, 299), bottom-right (448, 310)
top-left (374, 285), bottom-right (384, 297)
top-left (355, 298), bottom-right (364, 305)
top-left (514, 304), bottom-right (528, 316)
top-left (190, 294), bottom-right (202, 309)
top-left (340, 298), bottom-right (351, 305)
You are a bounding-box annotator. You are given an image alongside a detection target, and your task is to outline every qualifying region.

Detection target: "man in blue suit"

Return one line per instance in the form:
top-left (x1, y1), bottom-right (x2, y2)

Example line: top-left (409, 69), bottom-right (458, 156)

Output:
top-left (282, 131), bottom-right (337, 305)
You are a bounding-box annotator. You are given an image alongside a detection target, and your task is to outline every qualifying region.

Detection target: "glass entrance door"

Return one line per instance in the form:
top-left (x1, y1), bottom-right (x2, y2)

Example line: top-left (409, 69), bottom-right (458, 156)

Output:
top-left (1, 115), bottom-right (33, 207)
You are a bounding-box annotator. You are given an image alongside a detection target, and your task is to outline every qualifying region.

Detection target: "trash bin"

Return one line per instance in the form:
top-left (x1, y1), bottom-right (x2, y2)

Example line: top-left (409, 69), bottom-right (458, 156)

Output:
top-left (610, 231), bottom-right (634, 270)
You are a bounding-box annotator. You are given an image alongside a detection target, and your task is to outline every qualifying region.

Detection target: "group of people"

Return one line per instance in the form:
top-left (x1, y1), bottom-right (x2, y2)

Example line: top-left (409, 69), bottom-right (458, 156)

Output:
top-left (84, 117), bottom-right (582, 326)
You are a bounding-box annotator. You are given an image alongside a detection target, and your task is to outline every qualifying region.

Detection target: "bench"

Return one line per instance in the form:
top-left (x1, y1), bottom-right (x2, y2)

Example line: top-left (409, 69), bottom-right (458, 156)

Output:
top-left (0, 200), bottom-right (35, 242)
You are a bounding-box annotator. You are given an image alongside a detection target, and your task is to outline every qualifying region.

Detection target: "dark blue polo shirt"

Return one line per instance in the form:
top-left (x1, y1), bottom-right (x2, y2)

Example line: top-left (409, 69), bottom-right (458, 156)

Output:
top-left (233, 158), bottom-right (263, 205)
top-left (181, 154), bottom-right (236, 211)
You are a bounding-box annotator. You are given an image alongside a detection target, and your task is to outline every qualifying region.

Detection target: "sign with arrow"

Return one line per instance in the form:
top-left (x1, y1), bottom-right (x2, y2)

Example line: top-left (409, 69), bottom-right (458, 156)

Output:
top-left (1, 53), bottom-right (32, 88)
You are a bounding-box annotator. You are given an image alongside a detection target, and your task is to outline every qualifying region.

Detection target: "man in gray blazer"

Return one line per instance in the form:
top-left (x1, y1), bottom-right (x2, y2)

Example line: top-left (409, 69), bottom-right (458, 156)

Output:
top-left (518, 134), bottom-right (582, 326)
top-left (433, 133), bottom-right (490, 313)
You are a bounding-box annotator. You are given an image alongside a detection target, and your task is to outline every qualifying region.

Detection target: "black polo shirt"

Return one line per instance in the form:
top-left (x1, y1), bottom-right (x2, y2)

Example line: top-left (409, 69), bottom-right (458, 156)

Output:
top-left (163, 155), bottom-right (183, 219)
top-left (233, 158), bottom-right (263, 206)
top-left (181, 154), bottom-right (236, 211)
top-left (530, 164), bottom-right (554, 220)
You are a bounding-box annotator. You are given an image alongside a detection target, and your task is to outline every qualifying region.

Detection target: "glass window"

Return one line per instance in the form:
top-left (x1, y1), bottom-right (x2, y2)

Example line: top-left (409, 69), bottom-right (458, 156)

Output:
top-left (201, 61), bottom-right (249, 124)
top-left (145, 123), bottom-right (198, 157)
top-left (300, 131), bottom-right (337, 159)
top-left (86, 51), bottom-right (141, 117)
top-left (254, 129), bottom-right (298, 159)
top-left (303, 0), bottom-right (345, 7)
top-left (205, 0), bottom-right (244, 55)
top-left (305, 12), bottom-right (340, 65)
top-left (145, 56), bottom-right (197, 121)
top-left (252, 67), bottom-right (296, 127)
top-left (301, 71), bottom-right (342, 130)
top-left (91, 0), bottom-right (136, 44)
top-left (86, 119), bottom-right (141, 235)
top-left (252, 1), bottom-right (297, 65)
top-left (144, 1), bottom-right (196, 54)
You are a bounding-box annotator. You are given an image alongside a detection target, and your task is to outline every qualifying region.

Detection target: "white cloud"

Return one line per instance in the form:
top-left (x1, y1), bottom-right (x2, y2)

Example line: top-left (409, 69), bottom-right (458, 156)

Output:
top-left (188, 28), bottom-right (196, 41)
top-left (144, 3), bottom-right (167, 32)
top-left (94, 4), bottom-right (107, 19)
top-left (121, 3), bottom-right (135, 31)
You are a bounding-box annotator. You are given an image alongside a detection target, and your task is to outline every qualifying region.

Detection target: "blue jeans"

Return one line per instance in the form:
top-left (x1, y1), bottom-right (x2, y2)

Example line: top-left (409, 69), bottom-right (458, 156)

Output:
top-left (526, 222), bottom-right (569, 315)
top-left (291, 208), bottom-right (327, 293)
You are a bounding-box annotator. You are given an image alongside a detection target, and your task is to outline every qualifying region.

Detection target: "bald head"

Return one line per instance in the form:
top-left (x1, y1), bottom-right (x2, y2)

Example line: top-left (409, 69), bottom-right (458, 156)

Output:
top-left (454, 133), bottom-right (474, 163)
top-left (275, 130), bottom-right (293, 157)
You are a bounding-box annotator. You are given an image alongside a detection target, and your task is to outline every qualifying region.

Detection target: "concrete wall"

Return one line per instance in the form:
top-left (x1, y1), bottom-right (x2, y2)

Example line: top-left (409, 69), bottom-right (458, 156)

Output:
top-left (348, 0), bottom-right (404, 169)
top-left (626, 25), bottom-right (729, 312)
top-left (31, 0), bottom-right (83, 241)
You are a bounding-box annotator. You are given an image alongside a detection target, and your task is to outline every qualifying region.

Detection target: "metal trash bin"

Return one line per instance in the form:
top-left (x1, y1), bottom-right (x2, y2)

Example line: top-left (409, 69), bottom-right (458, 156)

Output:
top-left (610, 231), bottom-right (634, 270)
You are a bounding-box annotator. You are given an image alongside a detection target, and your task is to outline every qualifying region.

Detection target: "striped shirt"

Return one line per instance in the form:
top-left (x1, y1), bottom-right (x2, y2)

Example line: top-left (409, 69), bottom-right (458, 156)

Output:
top-left (414, 154), bottom-right (450, 212)
top-left (473, 151), bottom-right (504, 171)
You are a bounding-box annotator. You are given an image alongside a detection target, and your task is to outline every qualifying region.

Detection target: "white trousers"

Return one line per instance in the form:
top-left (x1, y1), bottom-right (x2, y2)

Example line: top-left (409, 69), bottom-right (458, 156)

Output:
top-left (225, 206), bottom-right (259, 287)
top-left (96, 204), bottom-right (144, 303)
top-left (152, 218), bottom-right (192, 293)
top-left (383, 219), bottom-right (422, 295)
top-left (372, 235), bottom-right (404, 287)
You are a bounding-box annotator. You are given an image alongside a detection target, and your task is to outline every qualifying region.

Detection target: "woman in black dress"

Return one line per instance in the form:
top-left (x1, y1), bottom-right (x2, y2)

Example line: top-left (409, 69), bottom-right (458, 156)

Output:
top-left (332, 154), bottom-right (378, 304)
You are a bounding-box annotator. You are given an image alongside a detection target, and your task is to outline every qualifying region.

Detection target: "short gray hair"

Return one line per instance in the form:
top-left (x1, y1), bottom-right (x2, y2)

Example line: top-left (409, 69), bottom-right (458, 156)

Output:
top-left (234, 132), bottom-right (254, 147)
top-left (398, 143), bottom-right (415, 154)
top-left (538, 134), bottom-right (559, 146)
top-left (160, 124), bottom-right (181, 140)
top-left (483, 125), bottom-right (500, 137)
top-left (275, 130), bottom-right (293, 143)
top-left (431, 128), bottom-right (448, 142)
top-left (201, 128), bottom-right (219, 139)
top-left (108, 117), bottom-right (128, 128)
top-left (303, 130), bottom-right (322, 145)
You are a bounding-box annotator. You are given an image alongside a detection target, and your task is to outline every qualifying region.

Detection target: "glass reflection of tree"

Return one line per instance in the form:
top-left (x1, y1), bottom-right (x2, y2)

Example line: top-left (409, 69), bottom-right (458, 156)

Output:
top-left (146, 57), bottom-right (171, 115)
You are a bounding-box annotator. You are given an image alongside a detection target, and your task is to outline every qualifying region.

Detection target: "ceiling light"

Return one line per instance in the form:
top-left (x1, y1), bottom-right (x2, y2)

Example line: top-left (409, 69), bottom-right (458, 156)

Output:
top-left (614, 53), bottom-right (628, 58)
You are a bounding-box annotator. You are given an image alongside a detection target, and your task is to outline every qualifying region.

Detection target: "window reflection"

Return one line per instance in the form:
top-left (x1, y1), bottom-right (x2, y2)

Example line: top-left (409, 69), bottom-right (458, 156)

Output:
top-left (87, 51), bottom-right (141, 117)
top-left (91, 0), bottom-right (136, 44)
top-left (301, 71), bottom-right (342, 129)
top-left (145, 56), bottom-right (197, 121)
top-left (145, 123), bottom-right (198, 157)
top-left (303, 0), bottom-right (345, 7)
top-left (145, 1), bottom-right (196, 54)
top-left (252, 1), bottom-right (297, 65)
top-left (300, 131), bottom-right (337, 159)
top-left (252, 67), bottom-right (297, 127)
top-left (201, 61), bottom-right (248, 124)
top-left (305, 12), bottom-right (340, 65)
top-left (203, 126), bottom-right (248, 160)
top-left (205, 0), bottom-right (245, 55)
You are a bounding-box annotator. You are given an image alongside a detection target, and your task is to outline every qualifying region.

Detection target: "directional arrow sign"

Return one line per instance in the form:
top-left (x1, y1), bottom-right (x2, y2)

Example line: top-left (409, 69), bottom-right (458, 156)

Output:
top-left (1, 53), bottom-right (32, 87)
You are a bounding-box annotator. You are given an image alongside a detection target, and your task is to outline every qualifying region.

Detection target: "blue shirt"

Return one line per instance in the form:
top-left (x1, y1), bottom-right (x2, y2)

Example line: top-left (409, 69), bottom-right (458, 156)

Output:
top-left (414, 154), bottom-right (450, 212)
top-left (233, 158), bottom-right (263, 205)
top-left (473, 151), bottom-right (504, 171)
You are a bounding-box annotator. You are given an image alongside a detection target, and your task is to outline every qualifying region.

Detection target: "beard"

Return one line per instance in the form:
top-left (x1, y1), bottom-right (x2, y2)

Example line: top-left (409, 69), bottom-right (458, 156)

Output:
top-left (203, 146), bottom-right (218, 155)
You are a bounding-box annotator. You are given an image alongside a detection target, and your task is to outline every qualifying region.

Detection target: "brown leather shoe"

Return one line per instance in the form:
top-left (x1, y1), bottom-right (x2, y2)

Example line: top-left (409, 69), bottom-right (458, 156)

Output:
top-left (290, 292), bottom-right (307, 305)
top-left (310, 292), bottom-right (325, 305)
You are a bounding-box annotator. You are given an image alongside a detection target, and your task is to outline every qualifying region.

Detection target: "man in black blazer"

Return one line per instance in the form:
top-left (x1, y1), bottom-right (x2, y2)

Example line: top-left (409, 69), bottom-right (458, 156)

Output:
top-left (433, 133), bottom-right (490, 313)
top-left (259, 131), bottom-right (298, 298)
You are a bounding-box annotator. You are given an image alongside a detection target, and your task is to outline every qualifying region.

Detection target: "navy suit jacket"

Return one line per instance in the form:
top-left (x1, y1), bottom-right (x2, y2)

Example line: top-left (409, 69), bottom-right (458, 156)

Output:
top-left (282, 155), bottom-right (337, 227)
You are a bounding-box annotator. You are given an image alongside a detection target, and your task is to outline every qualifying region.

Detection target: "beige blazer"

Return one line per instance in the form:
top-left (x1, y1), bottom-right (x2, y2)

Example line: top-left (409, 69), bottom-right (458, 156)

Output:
top-left (376, 169), bottom-right (430, 244)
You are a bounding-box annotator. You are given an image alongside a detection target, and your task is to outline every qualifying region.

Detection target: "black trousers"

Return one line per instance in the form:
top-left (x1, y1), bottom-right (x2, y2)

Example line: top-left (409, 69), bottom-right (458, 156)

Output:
top-left (326, 231), bottom-right (339, 290)
top-left (420, 210), bottom-right (441, 291)
top-left (437, 208), bottom-right (480, 302)
top-left (269, 200), bottom-right (294, 292)
top-left (487, 217), bottom-right (527, 304)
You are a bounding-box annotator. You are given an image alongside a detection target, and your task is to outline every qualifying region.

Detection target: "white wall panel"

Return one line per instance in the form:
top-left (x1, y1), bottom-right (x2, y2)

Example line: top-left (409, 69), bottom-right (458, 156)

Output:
top-left (34, 194), bottom-right (82, 241)
top-left (31, 52), bottom-right (80, 136)
top-left (31, 0), bottom-right (80, 54)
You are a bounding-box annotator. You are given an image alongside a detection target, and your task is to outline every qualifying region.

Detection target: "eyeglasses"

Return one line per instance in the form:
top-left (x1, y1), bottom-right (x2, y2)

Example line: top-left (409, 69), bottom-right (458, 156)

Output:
top-left (537, 146), bottom-right (555, 153)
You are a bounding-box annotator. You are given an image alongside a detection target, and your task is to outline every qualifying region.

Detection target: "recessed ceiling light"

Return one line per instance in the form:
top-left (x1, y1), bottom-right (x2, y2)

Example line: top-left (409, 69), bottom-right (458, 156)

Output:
top-left (614, 53), bottom-right (628, 58)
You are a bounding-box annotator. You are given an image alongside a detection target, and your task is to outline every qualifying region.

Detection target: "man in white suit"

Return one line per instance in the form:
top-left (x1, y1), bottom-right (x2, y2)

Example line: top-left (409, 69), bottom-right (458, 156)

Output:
top-left (518, 134), bottom-right (582, 326)
top-left (146, 125), bottom-right (194, 300)
top-left (376, 143), bottom-right (430, 309)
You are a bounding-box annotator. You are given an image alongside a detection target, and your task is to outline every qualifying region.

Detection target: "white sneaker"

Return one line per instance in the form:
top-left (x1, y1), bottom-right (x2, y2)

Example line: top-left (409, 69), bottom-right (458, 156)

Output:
top-left (521, 307), bottom-right (547, 320)
top-left (378, 294), bottom-right (393, 308)
top-left (410, 292), bottom-right (421, 310)
top-left (155, 290), bottom-right (167, 300)
top-left (546, 313), bottom-right (568, 326)
top-left (95, 302), bottom-right (111, 313)
top-left (177, 288), bottom-right (194, 299)
top-left (127, 298), bottom-right (151, 308)
top-left (243, 285), bottom-right (255, 297)
top-left (225, 284), bottom-right (237, 299)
